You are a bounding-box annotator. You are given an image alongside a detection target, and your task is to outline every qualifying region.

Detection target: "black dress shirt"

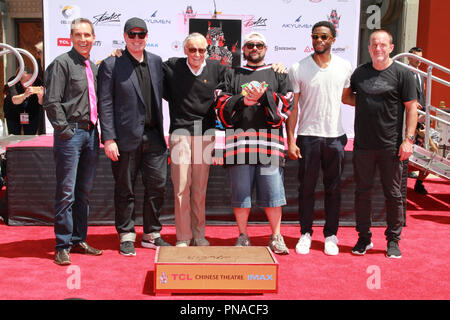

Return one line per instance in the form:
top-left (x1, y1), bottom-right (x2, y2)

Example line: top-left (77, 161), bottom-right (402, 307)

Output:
top-left (44, 47), bottom-right (97, 140)
top-left (125, 49), bottom-right (156, 129)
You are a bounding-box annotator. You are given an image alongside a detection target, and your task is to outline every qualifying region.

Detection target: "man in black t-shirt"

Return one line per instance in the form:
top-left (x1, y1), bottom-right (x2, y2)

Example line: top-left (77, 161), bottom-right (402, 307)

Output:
top-left (342, 29), bottom-right (418, 259)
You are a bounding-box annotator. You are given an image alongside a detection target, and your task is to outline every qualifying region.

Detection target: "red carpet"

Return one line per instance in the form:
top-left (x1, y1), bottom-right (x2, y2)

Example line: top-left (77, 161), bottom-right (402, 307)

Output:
top-left (0, 177), bottom-right (448, 301)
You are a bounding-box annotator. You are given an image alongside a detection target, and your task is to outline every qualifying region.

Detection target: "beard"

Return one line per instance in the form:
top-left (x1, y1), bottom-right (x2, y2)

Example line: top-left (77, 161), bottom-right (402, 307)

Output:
top-left (313, 43), bottom-right (332, 55)
top-left (243, 51), bottom-right (265, 64)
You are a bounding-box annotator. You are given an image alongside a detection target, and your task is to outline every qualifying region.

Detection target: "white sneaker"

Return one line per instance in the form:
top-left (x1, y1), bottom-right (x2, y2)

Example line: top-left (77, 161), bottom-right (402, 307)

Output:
top-left (295, 233), bottom-right (311, 254)
top-left (175, 240), bottom-right (190, 247)
top-left (324, 235), bottom-right (339, 256)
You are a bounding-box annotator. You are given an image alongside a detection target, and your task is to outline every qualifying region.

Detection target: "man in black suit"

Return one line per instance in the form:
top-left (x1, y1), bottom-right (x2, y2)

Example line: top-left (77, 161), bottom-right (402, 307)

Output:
top-left (406, 47), bottom-right (426, 179)
top-left (408, 47), bottom-right (426, 109)
top-left (98, 17), bottom-right (170, 256)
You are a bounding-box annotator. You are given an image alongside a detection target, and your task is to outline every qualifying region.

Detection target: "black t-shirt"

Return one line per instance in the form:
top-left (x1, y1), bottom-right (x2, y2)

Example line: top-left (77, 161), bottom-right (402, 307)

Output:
top-left (350, 61), bottom-right (417, 150)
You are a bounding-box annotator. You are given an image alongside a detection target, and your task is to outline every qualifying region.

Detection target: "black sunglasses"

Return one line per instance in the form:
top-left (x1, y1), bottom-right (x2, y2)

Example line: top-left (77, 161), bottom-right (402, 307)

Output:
top-left (188, 48), bottom-right (207, 54)
top-left (311, 33), bottom-right (332, 41)
top-left (245, 42), bottom-right (265, 50)
top-left (127, 31), bottom-right (147, 39)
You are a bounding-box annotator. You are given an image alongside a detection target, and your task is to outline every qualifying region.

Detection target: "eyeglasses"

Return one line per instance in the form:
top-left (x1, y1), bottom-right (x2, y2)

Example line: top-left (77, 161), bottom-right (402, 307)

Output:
top-left (187, 48), bottom-right (207, 54)
top-left (311, 33), bottom-right (332, 41)
top-left (245, 42), bottom-right (265, 50)
top-left (127, 31), bottom-right (147, 39)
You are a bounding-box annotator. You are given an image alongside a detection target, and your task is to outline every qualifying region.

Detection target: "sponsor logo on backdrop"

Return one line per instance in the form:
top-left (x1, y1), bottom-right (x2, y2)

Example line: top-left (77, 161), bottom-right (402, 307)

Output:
top-left (243, 17), bottom-right (268, 30)
top-left (183, 5), bottom-right (196, 24)
top-left (172, 41), bottom-right (182, 51)
top-left (144, 10), bottom-right (172, 24)
top-left (309, 0), bottom-right (322, 3)
top-left (332, 46), bottom-right (349, 54)
top-left (274, 46), bottom-right (296, 52)
top-left (57, 38), bottom-right (71, 46)
top-left (92, 11), bottom-right (122, 26)
top-left (146, 43), bottom-right (159, 48)
top-left (93, 41), bottom-right (102, 47)
top-left (328, 9), bottom-right (341, 35)
top-left (112, 40), bottom-right (125, 48)
top-left (60, 5), bottom-right (81, 25)
top-left (304, 45), bottom-right (314, 53)
top-left (282, 15), bottom-right (313, 29)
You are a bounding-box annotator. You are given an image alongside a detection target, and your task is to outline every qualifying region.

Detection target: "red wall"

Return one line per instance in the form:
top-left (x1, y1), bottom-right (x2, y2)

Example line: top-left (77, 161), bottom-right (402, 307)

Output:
top-left (417, 0), bottom-right (450, 108)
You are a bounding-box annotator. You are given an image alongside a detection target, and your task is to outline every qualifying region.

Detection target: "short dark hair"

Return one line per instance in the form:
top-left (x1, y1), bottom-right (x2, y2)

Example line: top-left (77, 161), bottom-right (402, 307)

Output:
top-left (70, 18), bottom-right (95, 35)
top-left (409, 47), bottom-right (422, 54)
top-left (312, 21), bottom-right (336, 38)
top-left (369, 29), bottom-right (393, 44)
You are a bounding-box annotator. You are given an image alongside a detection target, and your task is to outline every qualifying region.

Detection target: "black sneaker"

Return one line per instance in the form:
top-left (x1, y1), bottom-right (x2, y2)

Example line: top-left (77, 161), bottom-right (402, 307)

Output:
top-left (414, 180), bottom-right (428, 194)
top-left (386, 241), bottom-right (402, 259)
top-left (120, 241), bottom-right (136, 256)
top-left (141, 237), bottom-right (171, 249)
top-left (351, 238), bottom-right (373, 255)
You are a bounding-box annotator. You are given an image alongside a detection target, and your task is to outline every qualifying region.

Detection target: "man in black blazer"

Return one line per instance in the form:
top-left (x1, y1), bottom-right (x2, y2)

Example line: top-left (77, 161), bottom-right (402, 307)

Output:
top-left (408, 47), bottom-right (426, 108)
top-left (98, 17), bottom-right (170, 256)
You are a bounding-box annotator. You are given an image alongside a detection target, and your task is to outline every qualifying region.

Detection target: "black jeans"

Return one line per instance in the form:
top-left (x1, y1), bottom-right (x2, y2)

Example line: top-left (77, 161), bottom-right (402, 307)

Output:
top-left (353, 148), bottom-right (404, 242)
top-left (296, 135), bottom-right (347, 237)
top-left (111, 131), bottom-right (168, 239)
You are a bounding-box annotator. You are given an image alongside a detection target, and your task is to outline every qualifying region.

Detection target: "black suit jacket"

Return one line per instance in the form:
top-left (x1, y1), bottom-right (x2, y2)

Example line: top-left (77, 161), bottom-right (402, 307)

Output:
top-left (416, 73), bottom-right (426, 107)
top-left (411, 69), bottom-right (426, 107)
top-left (97, 50), bottom-right (165, 152)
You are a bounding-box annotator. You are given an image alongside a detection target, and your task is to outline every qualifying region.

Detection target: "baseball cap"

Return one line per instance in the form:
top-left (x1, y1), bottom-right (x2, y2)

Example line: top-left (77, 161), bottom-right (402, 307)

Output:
top-left (243, 32), bottom-right (267, 46)
top-left (124, 17), bottom-right (148, 33)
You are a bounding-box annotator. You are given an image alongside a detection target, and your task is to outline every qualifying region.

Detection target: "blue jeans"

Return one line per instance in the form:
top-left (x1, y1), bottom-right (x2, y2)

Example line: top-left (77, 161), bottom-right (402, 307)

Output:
top-left (53, 128), bottom-right (99, 250)
top-left (296, 135), bottom-right (347, 237)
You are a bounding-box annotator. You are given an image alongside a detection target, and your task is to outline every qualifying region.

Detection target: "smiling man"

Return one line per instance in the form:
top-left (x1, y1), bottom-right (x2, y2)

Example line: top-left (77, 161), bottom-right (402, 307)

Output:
top-left (44, 18), bottom-right (103, 265)
top-left (214, 32), bottom-right (293, 254)
top-left (98, 17), bottom-right (170, 257)
top-left (163, 33), bottom-right (228, 248)
top-left (343, 29), bottom-right (418, 259)
top-left (287, 21), bottom-right (353, 256)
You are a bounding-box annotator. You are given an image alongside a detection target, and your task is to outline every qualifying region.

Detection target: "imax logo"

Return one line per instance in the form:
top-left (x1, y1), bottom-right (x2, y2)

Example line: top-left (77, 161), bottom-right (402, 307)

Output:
top-left (247, 274), bottom-right (273, 281)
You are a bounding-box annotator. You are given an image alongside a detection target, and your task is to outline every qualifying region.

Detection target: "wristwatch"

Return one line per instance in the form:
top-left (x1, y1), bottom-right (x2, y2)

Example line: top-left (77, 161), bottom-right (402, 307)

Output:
top-left (405, 135), bottom-right (415, 143)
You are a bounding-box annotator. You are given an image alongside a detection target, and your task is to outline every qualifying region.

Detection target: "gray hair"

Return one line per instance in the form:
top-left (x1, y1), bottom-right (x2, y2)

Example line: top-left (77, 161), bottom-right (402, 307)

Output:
top-left (183, 32), bottom-right (207, 48)
top-left (70, 18), bottom-right (95, 35)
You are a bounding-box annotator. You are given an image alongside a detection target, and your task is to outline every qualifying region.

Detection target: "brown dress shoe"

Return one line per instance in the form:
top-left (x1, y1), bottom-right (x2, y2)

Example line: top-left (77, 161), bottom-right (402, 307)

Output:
top-left (54, 249), bottom-right (71, 265)
top-left (71, 242), bottom-right (103, 256)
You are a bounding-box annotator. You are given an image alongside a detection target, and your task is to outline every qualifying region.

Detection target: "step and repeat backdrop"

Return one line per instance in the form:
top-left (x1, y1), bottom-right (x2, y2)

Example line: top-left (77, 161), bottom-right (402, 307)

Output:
top-left (2, 1), bottom-right (395, 227)
top-left (43, 0), bottom-right (361, 137)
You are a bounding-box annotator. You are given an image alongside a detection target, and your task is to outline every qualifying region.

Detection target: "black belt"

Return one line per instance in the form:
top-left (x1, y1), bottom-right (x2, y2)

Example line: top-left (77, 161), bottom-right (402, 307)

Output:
top-left (69, 122), bottom-right (95, 131)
